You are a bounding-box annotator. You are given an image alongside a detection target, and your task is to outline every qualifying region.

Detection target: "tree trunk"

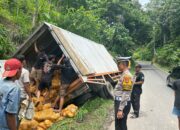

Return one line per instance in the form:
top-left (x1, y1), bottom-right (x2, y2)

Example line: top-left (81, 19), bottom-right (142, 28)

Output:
top-left (32, 0), bottom-right (39, 28)
top-left (163, 33), bottom-right (166, 45)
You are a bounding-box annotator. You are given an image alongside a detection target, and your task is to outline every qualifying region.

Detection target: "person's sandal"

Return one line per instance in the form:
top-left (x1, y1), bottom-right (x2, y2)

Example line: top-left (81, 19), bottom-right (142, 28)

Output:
top-left (130, 114), bottom-right (139, 119)
top-left (130, 112), bottom-right (135, 115)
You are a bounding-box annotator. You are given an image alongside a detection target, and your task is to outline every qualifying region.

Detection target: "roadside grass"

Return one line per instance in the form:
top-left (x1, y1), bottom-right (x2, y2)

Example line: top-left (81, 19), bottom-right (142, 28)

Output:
top-left (49, 97), bottom-right (113, 130)
top-left (154, 62), bottom-right (170, 73)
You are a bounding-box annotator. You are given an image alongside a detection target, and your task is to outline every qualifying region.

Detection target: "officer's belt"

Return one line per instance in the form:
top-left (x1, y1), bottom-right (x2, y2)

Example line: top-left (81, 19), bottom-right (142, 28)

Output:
top-left (115, 96), bottom-right (130, 101)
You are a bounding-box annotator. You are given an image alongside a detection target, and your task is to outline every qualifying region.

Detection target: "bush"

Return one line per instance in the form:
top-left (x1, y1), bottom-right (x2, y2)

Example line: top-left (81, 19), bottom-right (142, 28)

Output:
top-left (0, 24), bottom-right (15, 59)
top-left (156, 38), bottom-right (180, 68)
top-left (133, 47), bottom-right (153, 61)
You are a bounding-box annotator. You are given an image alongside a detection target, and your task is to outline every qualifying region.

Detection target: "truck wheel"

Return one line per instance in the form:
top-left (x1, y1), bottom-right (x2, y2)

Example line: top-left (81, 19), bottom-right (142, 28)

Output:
top-left (98, 82), bottom-right (114, 99)
top-left (73, 92), bottom-right (95, 106)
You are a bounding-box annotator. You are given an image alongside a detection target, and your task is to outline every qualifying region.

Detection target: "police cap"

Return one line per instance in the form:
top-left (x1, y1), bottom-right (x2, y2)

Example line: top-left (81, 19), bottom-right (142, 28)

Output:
top-left (116, 56), bottom-right (131, 68)
top-left (116, 56), bottom-right (131, 63)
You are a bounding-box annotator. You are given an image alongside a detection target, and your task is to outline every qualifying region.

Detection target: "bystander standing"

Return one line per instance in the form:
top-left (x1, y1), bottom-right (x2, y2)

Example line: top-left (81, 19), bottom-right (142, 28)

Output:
top-left (131, 64), bottom-right (144, 118)
top-left (0, 59), bottom-right (22, 130)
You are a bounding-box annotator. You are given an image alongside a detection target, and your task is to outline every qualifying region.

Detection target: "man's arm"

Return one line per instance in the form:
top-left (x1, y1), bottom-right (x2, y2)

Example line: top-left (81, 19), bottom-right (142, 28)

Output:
top-left (34, 42), bottom-right (39, 53)
top-left (134, 81), bottom-right (144, 85)
top-left (117, 91), bottom-right (131, 119)
top-left (23, 70), bottom-right (31, 100)
top-left (6, 113), bottom-right (17, 130)
top-left (134, 73), bottom-right (144, 85)
top-left (52, 64), bottom-right (72, 70)
top-left (6, 87), bottom-right (20, 130)
top-left (24, 83), bottom-right (31, 100)
top-left (57, 54), bottom-right (65, 65)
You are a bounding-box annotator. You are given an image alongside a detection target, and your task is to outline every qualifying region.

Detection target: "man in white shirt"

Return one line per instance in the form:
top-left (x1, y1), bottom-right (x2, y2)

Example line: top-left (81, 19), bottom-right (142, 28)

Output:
top-left (15, 55), bottom-right (31, 101)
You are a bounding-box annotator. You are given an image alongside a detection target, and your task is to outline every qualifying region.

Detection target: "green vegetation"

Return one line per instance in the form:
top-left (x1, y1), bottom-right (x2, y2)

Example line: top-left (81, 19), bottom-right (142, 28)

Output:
top-left (0, 24), bottom-right (14, 58)
top-left (133, 47), bottom-right (153, 61)
top-left (134, 0), bottom-right (180, 68)
top-left (49, 97), bottom-right (113, 130)
top-left (0, 0), bottom-right (152, 58)
top-left (0, 0), bottom-right (179, 68)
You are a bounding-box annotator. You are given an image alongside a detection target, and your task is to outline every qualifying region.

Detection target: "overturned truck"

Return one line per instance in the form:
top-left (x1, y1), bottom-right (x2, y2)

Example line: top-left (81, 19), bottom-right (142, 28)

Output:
top-left (14, 22), bottom-right (121, 105)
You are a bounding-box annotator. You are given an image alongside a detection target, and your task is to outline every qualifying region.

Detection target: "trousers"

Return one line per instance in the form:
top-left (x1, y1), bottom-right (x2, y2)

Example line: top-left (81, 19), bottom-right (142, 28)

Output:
top-left (131, 92), bottom-right (141, 116)
top-left (115, 100), bottom-right (131, 130)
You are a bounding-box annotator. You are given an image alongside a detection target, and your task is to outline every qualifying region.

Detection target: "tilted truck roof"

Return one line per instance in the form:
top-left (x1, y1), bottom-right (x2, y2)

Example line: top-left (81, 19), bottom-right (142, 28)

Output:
top-left (14, 22), bottom-right (118, 76)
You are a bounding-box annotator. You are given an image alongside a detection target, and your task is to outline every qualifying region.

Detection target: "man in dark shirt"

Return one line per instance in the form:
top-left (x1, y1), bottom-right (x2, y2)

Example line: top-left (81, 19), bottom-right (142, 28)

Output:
top-left (53, 57), bottom-right (78, 112)
top-left (131, 64), bottom-right (144, 118)
top-left (172, 79), bottom-right (180, 130)
top-left (37, 55), bottom-right (65, 97)
top-left (61, 57), bottom-right (77, 85)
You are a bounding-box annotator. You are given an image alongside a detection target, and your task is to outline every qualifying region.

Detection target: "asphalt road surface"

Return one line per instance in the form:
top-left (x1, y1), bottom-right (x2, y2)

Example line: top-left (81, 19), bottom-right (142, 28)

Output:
top-left (108, 62), bottom-right (178, 130)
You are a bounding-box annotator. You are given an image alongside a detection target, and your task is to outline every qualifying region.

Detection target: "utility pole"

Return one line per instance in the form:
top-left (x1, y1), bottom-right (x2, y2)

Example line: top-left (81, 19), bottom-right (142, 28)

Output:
top-left (151, 26), bottom-right (156, 65)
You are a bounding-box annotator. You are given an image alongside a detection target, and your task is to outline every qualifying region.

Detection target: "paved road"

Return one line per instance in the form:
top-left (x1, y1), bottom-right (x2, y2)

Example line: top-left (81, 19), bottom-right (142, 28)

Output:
top-left (108, 62), bottom-right (178, 130)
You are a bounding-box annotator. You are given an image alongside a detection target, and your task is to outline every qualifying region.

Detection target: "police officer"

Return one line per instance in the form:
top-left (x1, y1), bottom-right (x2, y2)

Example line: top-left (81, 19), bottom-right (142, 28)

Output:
top-left (114, 57), bottom-right (133, 130)
top-left (131, 64), bottom-right (144, 118)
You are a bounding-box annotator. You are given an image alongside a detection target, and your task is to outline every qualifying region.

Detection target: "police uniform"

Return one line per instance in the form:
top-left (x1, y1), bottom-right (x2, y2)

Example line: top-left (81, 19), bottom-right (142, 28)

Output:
top-left (114, 69), bottom-right (133, 130)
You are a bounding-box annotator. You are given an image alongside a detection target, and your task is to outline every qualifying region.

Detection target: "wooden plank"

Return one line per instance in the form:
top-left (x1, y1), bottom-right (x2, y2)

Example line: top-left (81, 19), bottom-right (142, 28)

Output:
top-left (64, 82), bottom-right (84, 103)
top-left (67, 78), bottom-right (82, 91)
top-left (65, 79), bottom-right (83, 96)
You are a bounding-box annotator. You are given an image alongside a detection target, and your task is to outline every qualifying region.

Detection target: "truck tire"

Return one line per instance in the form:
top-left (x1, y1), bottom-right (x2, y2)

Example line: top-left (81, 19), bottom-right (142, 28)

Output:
top-left (98, 82), bottom-right (114, 99)
top-left (73, 92), bottom-right (95, 106)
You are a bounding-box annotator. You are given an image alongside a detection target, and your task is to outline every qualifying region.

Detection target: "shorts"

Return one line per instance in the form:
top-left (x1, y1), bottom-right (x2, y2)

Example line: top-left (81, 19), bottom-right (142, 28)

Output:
top-left (30, 68), bottom-right (42, 81)
top-left (59, 84), bottom-right (69, 97)
top-left (61, 76), bottom-right (71, 84)
top-left (173, 107), bottom-right (180, 116)
top-left (38, 81), bottom-right (51, 91)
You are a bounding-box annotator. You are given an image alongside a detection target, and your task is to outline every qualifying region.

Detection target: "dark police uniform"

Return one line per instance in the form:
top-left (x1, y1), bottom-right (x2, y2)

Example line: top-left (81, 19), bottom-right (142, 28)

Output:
top-left (114, 69), bottom-right (133, 130)
top-left (131, 71), bottom-right (144, 117)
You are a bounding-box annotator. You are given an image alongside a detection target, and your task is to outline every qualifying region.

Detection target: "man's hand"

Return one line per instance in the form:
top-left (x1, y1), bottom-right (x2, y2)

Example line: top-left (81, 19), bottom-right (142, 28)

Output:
top-left (62, 54), bottom-right (65, 59)
top-left (117, 110), bottom-right (124, 119)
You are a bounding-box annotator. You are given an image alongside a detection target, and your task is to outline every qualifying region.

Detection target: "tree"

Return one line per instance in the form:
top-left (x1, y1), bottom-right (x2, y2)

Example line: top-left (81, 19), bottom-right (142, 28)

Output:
top-left (0, 24), bottom-right (14, 58)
